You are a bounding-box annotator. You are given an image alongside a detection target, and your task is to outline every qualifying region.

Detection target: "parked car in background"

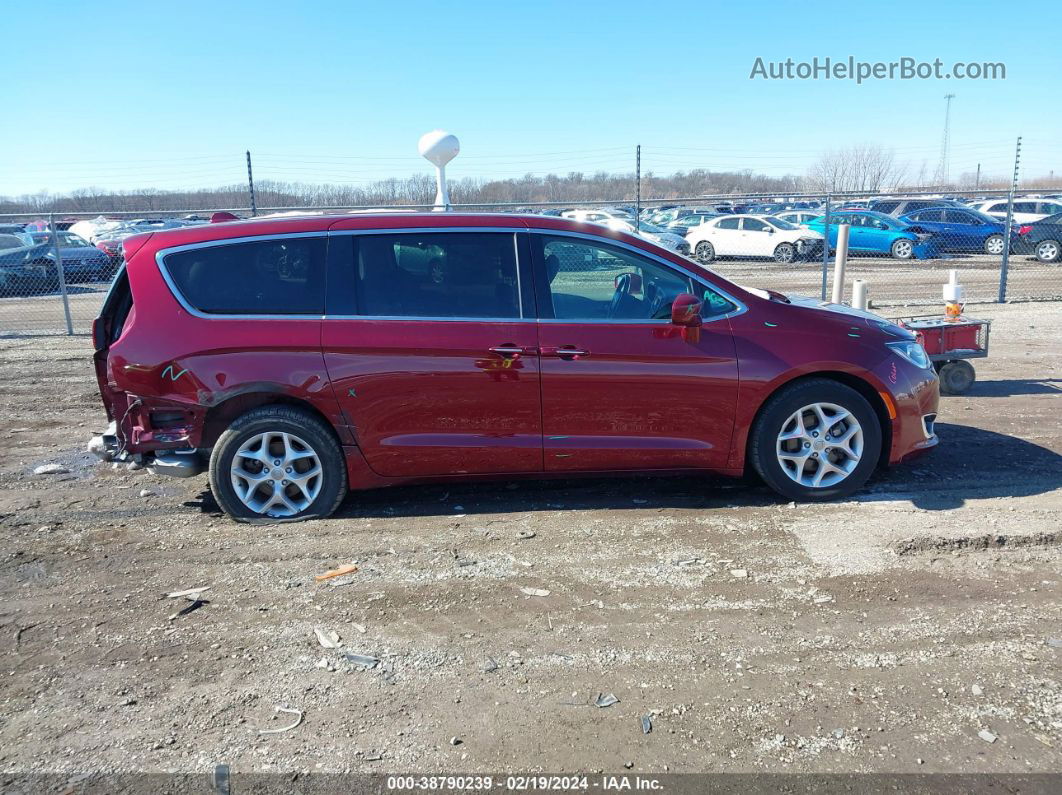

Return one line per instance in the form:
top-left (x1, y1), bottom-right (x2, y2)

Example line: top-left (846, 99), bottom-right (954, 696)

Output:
top-left (686, 215), bottom-right (824, 264)
top-left (1012, 212), bottom-right (1062, 263)
top-left (629, 221), bottom-right (691, 255)
top-left (971, 199), bottom-right (1062, 224)
top-left (664, 214), bottom-right (719, 236)
top-left (898, 207), bottom-right (1011, 255)
top-left (0, 234), bottom-right (55, 293)
top-left (868, 198), bottom-right (966, 217)
top-left (775, 211), bottom-right (822, 227)
top-left (87, 211), bottom-right (939, 521)
top-left (804, 211), bottom-right (941, 260)
top-left (29, 231), bottom-right (113, 282)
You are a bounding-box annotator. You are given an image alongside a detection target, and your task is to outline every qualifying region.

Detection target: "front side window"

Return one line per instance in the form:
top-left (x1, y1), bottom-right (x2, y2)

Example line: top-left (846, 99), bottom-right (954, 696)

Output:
top-left (538, 235), bottom-right (693, 321)
top-left (163, 236), bottom-right (326, 315)
top-left (944, 209), bottom-right (974, 224)
top-left (353, 232), bottom-right (519, 319)
top-left (874, 201), bottom-right (899, 213)
top-left (742, 218), bottom-right (771, 232)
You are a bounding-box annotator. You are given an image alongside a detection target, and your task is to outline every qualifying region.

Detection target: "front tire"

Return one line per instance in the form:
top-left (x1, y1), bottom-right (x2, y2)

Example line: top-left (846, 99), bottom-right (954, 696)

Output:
top-left (773, 242), bottom-right (797, 264)
top-left (1035, 239), bottom-right (1061, 263)
top-left (890, 238), bottom-right (914, 259)
top-left (984, 234), bottom-right (1005, 256)
top-left (749, 378), bottom-right (882, 502)
top-left (694, 240), bottom-right (715, 263)
top-left (208, 405), bottom-right (348, 522)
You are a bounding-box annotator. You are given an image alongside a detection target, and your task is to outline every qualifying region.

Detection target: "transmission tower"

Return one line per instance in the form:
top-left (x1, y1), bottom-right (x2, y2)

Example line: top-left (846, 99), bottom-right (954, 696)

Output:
top-left (936, 94), bottom-right (956, 186)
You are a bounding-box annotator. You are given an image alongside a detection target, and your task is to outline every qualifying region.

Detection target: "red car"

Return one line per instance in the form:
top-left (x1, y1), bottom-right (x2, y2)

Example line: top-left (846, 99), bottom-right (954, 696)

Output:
top-left (89, 213), bottom-right (939, 521)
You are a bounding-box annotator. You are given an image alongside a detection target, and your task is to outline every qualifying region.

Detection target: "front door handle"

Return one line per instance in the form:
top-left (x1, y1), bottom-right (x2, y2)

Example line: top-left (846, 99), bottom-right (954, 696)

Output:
top-left (542, 345), bottom-right (590, 360)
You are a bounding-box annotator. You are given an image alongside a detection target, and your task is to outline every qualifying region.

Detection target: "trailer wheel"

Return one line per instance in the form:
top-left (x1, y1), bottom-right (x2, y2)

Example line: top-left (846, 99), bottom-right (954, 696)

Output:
top-left (937, 360), bottom-right (975, 395)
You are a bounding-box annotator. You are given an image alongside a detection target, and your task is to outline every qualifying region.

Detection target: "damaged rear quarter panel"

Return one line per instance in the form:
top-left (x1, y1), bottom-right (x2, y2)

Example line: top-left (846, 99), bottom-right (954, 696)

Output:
top-left (107, 236), bottom-right (344, 454)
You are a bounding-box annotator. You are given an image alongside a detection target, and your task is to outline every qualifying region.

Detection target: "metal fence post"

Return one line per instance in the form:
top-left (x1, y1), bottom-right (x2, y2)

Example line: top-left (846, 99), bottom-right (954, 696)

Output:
top-left (997, 137), bottom-right (1021, 303)
top-left (49, 213), bottom-right (74, 335)
top-left (820, 194), bottom-right (831, 300)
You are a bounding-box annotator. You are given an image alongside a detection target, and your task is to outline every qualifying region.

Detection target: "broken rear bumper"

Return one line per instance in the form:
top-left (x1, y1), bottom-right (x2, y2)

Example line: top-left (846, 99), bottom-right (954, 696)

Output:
top-left (87, 420), bottom-right (205, 478)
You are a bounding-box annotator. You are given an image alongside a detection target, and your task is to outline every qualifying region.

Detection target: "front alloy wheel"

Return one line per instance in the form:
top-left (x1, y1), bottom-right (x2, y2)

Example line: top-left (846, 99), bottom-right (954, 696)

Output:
top-left (890, 239), bottom-right (914, 259)
top-left (749, 378), bottom-right (882, 501)
top-left (695, 240), bottom-right (715, 262)
top-left (984, 234), bottom-right (1005, 255)
top-left (776, 402), bottom-right (863, 488)
top-left (773, 243), bottom-right (797, 264)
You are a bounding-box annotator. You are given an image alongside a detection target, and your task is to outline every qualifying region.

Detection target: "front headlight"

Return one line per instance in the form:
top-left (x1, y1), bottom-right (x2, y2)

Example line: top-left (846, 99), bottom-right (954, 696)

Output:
top-left (887, 340), bottom-right (931, 370)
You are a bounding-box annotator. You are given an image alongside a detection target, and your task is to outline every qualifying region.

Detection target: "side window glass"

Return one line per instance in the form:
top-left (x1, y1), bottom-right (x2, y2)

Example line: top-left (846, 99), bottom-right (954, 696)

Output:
top-left (354, 232), bottom-right (520, 318)
top-left (742, 218), bottom-right (769, 232)
top-left (163, 237), bottom-right (326, 314)
top-left (539, 236), bottom-right (692, 321)
top-left (701, 286), bottom-right (737, 317)
top-left (717, 217), bottom-right (740, 230)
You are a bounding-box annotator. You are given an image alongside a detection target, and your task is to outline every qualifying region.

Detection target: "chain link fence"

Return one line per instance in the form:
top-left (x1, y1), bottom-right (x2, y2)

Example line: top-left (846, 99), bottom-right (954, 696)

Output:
top-left (1, 189), bottom-right (1060, 336)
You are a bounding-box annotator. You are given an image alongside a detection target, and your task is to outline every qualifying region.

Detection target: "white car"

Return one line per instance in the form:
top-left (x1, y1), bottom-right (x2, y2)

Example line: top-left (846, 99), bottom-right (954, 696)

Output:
top-left (562, 210), bottom-right (689, 255)
top-left (971, 199), bottom-right (1062, 224)
top-left (686, 214), bottom-right (824, 264)
top-left (775, 210), bottom-right (822, 227)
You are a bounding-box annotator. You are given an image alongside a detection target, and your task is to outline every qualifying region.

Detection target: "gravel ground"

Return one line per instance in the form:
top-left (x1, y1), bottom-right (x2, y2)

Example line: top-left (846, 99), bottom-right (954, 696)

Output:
top-left (0, 301), bottom-right (1060, 778)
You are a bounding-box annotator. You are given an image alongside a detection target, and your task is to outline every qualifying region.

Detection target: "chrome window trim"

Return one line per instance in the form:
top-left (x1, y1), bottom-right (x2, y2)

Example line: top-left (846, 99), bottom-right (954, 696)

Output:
top-left (155, 232), bottom-right (328, 321)
top-left (528, 228), bottom-right (747, 324)
top-left (152, 226), bottom-right (747, 324)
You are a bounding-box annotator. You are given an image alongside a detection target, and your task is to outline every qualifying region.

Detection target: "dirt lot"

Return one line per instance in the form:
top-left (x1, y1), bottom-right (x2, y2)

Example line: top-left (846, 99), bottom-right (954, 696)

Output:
top-left (0, 301), bottom-right (1060, 779)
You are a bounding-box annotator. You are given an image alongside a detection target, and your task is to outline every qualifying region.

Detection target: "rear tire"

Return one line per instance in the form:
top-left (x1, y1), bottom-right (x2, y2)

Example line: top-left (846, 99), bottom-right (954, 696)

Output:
top-left (749, 378), bottom-right (882, 502)
top-left (208, 405), bottom-right (347, 522)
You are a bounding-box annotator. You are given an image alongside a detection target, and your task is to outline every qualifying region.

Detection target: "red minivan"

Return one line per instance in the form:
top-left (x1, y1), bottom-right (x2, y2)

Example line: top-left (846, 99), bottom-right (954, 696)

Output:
top-left (89, 213), bottom-right (939, 521)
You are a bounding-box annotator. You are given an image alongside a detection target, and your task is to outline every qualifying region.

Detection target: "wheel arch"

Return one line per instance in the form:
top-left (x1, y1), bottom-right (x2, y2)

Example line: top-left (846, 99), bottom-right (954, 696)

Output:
top-left (741, 370), bottom-right (893, 473)
top-left (200, 391), bottom-right (342, 451)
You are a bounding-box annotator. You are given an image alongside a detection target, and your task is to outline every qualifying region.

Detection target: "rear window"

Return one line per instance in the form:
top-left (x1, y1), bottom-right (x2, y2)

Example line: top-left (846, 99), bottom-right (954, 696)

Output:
top-left (162, 236), bottom-right (326, 315)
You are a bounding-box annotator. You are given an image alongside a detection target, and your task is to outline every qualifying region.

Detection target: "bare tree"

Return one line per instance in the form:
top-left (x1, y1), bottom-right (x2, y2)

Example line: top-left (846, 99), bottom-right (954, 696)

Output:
top-left (806, 144), bottom-right (905, 193)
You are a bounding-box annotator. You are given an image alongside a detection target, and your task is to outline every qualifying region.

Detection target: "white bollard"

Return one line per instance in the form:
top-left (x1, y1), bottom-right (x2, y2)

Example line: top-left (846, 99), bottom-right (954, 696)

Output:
top-left (831, 223), bottom-right (850, 305)
top-left (852, 279), bottom-right (868, 310)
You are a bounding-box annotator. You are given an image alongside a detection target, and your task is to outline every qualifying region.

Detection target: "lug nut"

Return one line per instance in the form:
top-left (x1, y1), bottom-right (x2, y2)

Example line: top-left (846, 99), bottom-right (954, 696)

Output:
top-left (803, 442), bottom-right (811, 448)
top-left (282, 480), bottom-right (289, 486)
top-left (274, 459), bottom-right (281, 466)
top-left (811, 431), bottom-right (819, 438)
top-left (285, 467), bottom-right (292, 473)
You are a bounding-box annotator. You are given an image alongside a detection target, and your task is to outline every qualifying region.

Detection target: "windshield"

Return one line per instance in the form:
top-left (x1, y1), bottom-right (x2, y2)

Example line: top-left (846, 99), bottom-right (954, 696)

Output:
top-left (635, 221), bottom-right (667, 234)
top-left (764, 217), bottom-right (798, 230)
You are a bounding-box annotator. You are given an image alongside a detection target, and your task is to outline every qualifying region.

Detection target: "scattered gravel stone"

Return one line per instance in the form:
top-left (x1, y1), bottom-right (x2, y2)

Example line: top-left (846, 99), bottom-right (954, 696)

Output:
top-left (33, 464), bottom-right (69, 475)
top-left (978, 730), bottom-right (998, 743)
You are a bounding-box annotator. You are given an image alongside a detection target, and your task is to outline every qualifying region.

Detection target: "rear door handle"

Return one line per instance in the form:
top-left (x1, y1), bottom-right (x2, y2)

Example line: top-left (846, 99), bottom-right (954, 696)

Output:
top-left (489, 344), bottom-right (536, 358)
top-left (542, 345), bottom-right (590, 360)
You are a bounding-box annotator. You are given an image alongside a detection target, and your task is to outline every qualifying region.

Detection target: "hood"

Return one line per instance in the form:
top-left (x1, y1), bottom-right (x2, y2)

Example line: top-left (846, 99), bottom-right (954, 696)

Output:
top-left (773, 292), bottom-right (916, 339)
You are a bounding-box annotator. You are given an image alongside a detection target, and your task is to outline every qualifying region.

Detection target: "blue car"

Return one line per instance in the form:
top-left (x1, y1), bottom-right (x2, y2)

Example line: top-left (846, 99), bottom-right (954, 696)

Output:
top-left (805, 210), bottom-right (941, 260)
top-left (898, 206), bottom-right (1010, 255)
top-left (29, 231), bottom-right (112, 283)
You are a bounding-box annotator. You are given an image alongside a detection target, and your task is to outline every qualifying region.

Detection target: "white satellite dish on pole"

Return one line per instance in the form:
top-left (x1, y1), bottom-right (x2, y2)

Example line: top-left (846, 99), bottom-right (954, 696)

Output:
top-left (418, 130), bottom-right (459, 212)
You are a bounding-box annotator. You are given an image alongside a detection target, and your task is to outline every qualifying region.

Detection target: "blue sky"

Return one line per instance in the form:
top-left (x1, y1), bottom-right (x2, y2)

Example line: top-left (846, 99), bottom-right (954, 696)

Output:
top-left (4, 0), bottom-right (1059, 195)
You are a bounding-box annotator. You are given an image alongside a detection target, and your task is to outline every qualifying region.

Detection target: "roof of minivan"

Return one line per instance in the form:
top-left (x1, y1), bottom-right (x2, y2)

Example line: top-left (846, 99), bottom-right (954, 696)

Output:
top-left (130, 211), bottom-right (670, 252)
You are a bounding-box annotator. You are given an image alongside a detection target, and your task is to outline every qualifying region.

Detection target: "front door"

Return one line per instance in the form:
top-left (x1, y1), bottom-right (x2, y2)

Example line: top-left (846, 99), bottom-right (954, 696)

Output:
top-left (321, 229), bottom-right (542, 477)
top-left (532, 233), bottom-right (739, 472)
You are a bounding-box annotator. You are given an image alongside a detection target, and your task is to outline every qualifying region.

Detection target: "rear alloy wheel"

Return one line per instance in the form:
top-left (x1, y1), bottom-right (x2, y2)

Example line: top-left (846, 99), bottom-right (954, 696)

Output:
top-left (749, 378), bottom-right (882, 501)
top-left (695, 241), bottom-right (715, 262)
top-left (890, 238), bottom-right (914, 259)
top-left (773, 242), bottom-right (797, 264)
top-left (1035, 239), bottom-right (1061, 263)
top-left (209, 405), bottom-right (347, 521)
top-left (984, 234), bottom-right (1005, 255)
